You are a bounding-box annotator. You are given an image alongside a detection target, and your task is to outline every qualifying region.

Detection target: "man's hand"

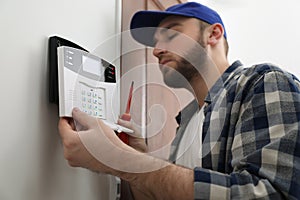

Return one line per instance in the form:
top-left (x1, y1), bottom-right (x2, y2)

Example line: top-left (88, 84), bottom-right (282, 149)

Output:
top-left (58, 108), bottom-right (193, 199)
top-left (58, 116), bottom-right (95, 169)
top-left (58, 108), bottom-right (127, 173)
top-left (58, 108), bottom-right (158, 174)
top-left (118, 119), bottom-right (148, 153)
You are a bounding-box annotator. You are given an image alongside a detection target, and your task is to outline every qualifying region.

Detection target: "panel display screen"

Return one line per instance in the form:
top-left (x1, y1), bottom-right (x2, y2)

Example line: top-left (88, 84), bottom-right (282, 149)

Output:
top-left (82, 55), bottom-right (102, 76)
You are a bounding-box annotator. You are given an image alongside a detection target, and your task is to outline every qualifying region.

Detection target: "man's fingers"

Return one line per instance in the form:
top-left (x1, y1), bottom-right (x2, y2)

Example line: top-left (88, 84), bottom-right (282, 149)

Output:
top-left (117, 119), bottom-right (144, 138)
top-left (58, 117), bottom-right (75, 140)
top-left (117, 118), bottom-right (133, 129)
top-left (72, 107), bottom-right (97, 129)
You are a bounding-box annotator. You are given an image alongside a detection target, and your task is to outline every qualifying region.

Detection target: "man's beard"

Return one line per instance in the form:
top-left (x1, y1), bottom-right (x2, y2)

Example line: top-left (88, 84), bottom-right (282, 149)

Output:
top-left (162, 36), bottom-right (208, 88)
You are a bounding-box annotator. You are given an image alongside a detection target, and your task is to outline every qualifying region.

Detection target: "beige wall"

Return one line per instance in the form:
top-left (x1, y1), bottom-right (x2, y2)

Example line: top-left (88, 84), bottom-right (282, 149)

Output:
top-left (0, 0), bottom-right (119, 199)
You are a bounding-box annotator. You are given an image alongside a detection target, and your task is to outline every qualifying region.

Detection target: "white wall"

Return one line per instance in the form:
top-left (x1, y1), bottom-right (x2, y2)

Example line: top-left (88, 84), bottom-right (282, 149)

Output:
top-left (0, 0), bottom-right (120, 199)
top-left (190, 0), bottom-right (300, 78)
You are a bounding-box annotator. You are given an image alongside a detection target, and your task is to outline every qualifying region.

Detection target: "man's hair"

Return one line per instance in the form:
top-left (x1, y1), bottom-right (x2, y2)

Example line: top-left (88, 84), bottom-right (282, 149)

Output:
top-left (198, 20), bottom-right (229, 56)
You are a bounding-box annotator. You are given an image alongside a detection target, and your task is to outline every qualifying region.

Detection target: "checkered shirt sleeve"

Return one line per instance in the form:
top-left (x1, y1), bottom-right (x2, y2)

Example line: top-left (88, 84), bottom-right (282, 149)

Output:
top-left (194, 63), bottom-right (300, 199)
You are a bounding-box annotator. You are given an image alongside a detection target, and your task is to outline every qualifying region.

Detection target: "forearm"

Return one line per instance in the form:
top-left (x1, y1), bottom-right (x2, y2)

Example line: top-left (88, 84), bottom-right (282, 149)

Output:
top-left (130, 185), bottom-right (153, 200)
top-left (150, 164), bottom-right (193, 200)
top-left (128, 164), bottom-right (193, 200)
top-left (109, 155), bottom-right (194, 199)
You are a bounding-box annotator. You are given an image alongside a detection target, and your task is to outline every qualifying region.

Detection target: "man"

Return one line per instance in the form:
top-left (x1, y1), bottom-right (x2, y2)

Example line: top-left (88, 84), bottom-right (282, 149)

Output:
top-left (58, 2), bottom-right (300, 199)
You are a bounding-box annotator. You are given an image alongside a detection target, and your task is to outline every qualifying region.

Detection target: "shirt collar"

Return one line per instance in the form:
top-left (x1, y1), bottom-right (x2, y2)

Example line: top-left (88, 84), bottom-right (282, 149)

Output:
top-left (175, 99), bottom-right (199, 126)
top-left (175, 60), bottom-right (243, 125)
top-left (204, 60), bottom-right (243, 104)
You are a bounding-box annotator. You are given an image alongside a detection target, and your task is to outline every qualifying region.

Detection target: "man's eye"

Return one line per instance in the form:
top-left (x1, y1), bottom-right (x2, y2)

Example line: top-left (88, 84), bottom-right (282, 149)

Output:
top-left (168, 34), bottom-right (177, 40)
top-left (166, 33), bottom-right (178, 41)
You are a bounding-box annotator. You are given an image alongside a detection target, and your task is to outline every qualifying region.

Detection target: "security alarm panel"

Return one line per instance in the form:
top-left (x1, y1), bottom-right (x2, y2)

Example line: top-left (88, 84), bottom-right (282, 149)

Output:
top-left (57, 46), bottom-right (133, 133)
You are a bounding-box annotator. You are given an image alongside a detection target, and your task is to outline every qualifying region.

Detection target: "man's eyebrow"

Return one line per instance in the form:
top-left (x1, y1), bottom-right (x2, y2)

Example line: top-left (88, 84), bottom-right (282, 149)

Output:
top-left (159, 22), bottom-right (183, 34)
top-left (153, 22), bottom-right (183, 44)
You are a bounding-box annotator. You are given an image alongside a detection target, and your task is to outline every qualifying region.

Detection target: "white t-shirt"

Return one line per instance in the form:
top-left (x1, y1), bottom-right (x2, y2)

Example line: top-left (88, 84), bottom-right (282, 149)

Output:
top-left (175, 106), bottom-right (205, 168)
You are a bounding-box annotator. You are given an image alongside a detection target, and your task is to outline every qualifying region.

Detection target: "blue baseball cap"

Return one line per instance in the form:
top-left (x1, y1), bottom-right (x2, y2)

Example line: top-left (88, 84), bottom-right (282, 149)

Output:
top-left (130, 2), bottom-right (227, 46)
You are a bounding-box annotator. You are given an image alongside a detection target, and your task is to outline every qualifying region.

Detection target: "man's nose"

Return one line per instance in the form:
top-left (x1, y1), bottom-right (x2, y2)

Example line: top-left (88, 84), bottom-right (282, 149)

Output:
top-left (153, 45), bottom-right (167, 58)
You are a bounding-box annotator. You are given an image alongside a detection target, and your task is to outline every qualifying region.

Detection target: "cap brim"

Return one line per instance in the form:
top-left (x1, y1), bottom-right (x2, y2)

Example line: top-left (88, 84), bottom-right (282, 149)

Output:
top-left (130, 10), bottom-right (190, 47)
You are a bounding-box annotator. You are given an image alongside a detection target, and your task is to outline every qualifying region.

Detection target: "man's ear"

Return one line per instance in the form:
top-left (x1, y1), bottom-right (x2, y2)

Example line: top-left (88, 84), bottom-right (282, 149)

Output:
top-left (207, 23), bottom-right (224, 46)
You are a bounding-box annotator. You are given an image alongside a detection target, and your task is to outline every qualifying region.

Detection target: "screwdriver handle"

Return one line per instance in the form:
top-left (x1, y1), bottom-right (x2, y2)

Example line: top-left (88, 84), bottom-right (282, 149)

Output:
top-left (118, 81), bottom-right (134, 145)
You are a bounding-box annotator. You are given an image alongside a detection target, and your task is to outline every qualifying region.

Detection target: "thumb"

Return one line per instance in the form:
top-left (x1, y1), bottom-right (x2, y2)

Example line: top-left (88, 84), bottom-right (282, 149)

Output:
top-left (117, 118), bottom-right (133, 129)
top-left (117, 119), bottom-right (143, 138)
top-left (72, 107), bottom-right (97, 129)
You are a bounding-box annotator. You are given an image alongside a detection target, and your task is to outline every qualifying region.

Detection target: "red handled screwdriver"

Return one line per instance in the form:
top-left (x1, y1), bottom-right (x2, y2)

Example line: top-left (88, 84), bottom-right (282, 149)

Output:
top-left (117, 81), bottom-right (134, 144)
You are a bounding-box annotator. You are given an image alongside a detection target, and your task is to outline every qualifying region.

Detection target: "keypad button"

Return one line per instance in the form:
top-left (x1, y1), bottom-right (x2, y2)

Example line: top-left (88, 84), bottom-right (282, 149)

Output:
top-left (80, 84), bottom-right (106, 120)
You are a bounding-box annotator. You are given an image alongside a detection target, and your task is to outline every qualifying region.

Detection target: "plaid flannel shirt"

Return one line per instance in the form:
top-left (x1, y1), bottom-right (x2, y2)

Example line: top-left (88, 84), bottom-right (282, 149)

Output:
top-left (169, 61), bottom-right (300, 199)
